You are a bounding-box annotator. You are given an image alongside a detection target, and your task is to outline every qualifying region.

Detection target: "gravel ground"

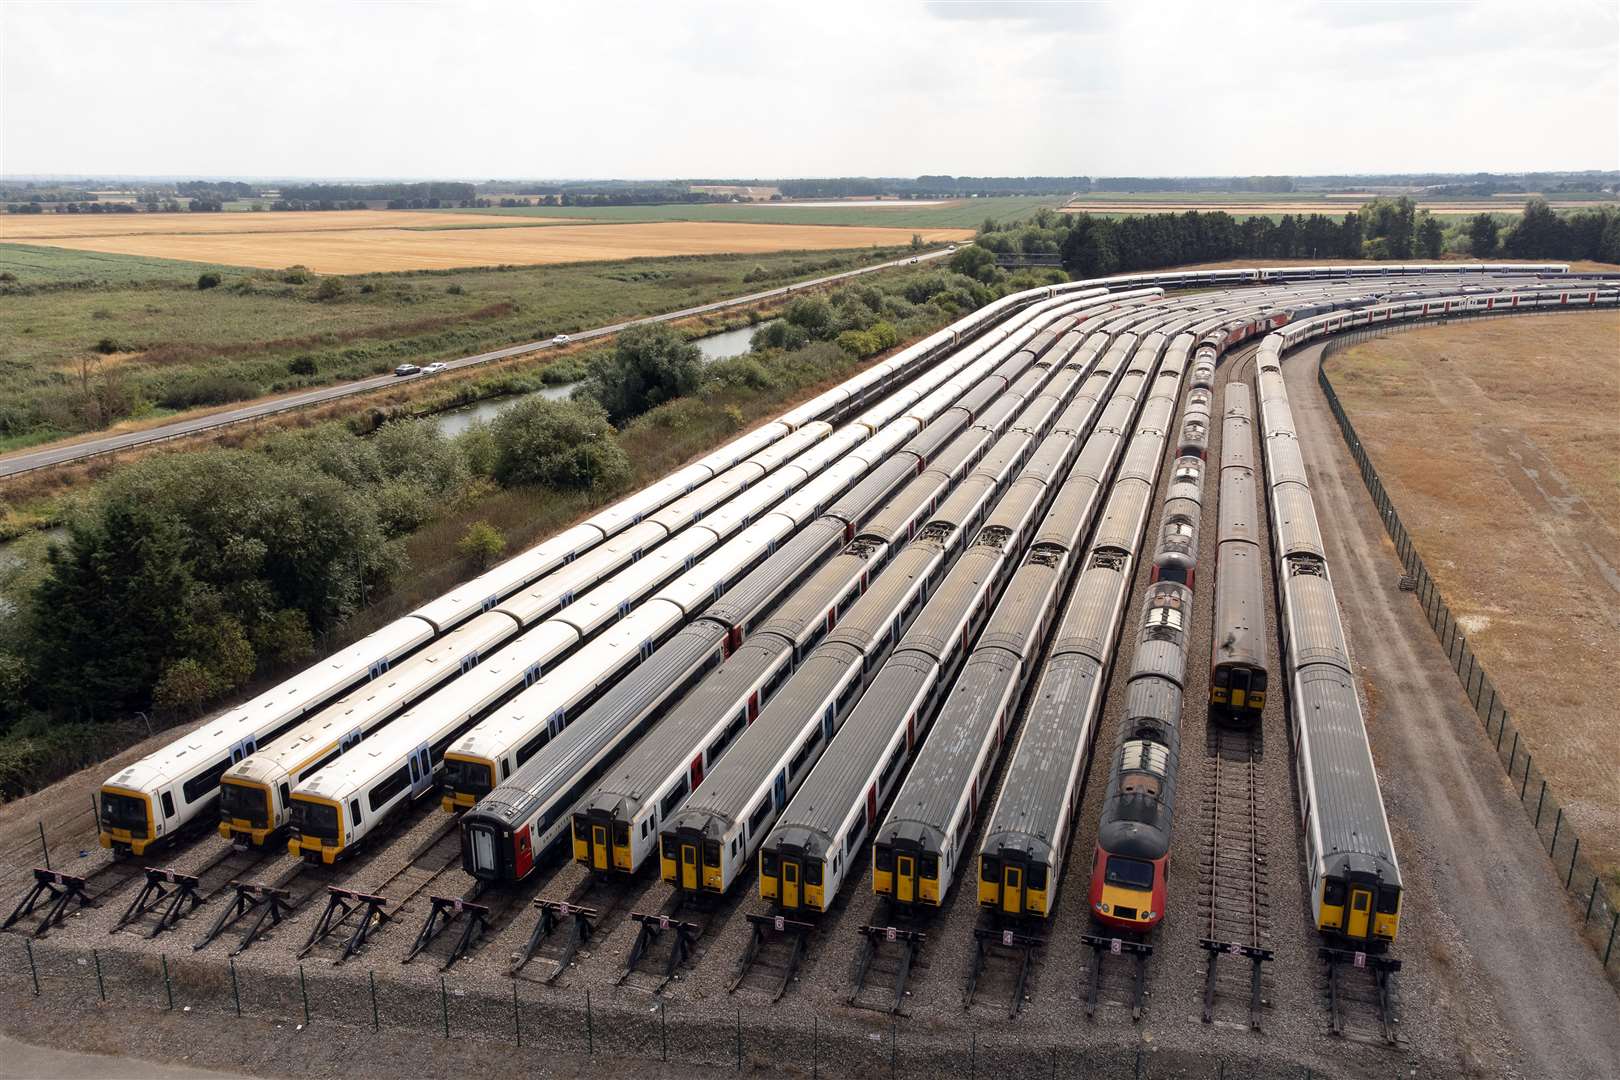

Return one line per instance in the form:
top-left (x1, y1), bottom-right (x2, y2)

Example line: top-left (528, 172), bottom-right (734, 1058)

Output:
top-left (5, 292), bottom-right (1615, 1080)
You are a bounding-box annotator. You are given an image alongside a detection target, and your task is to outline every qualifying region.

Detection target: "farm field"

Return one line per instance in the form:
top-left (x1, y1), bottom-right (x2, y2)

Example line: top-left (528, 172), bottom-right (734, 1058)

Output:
top-left (8, 218), bottom-right (970, 274)
top-left (1329, 311), bottom-right (1620, 878)
top-left (0, 209), bottom-right (567, 241)
top-left (445, 194), bottom-right (1063, 228)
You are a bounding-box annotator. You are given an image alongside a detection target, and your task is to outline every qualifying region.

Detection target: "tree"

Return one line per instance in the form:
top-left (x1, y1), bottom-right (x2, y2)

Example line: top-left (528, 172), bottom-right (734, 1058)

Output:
top-left (153, 659), bottom-right (216, 713)
top-left (1504, 197), bottom-right (1566, 258)
top-left (582, 323), bottom-right (704, 424)
top-left (490, 397), bottom-right (631, 491)
top-left (948, 245), bottom-right (1001, 283)
top-left (1468, 213), bottom-right (1500, 257)
top-left (457, 522), bottom-right (507, 569)
top-left (1418, 213), bottom-right (1445, 259)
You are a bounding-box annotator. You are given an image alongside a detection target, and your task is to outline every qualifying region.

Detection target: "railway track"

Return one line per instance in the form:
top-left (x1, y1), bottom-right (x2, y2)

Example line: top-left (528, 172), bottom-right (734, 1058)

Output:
top-left (1196, 725), bottom-right (1274, 1028)
top-left (510, 870), bottom-right (637, 983)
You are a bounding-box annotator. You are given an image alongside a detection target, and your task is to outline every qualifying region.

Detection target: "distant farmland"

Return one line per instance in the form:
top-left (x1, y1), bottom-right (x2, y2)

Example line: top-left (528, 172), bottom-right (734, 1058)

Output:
top-left (4, 212), bottom-right (972, 274)
top-left (447, 195), bottom-right (1065, 228)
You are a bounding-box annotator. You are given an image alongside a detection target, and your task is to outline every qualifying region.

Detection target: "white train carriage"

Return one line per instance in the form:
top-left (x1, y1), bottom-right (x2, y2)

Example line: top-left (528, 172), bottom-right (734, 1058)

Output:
top-left (217, 609), bottom-right (521, 846)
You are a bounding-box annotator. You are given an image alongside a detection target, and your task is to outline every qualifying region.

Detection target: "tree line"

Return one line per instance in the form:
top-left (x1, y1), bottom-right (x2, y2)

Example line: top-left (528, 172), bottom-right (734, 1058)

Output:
top-left (973, 198), bottom-right (1618, 277)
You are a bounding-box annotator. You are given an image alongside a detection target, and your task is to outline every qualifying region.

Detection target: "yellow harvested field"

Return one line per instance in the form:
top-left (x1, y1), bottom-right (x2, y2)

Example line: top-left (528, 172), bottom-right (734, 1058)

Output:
top-left (10, 218), bottom-right (972, 274)
top-left (1330, 312), bottom-right (1620, 876)
top-left (0, 209), bottom-right (556, 241)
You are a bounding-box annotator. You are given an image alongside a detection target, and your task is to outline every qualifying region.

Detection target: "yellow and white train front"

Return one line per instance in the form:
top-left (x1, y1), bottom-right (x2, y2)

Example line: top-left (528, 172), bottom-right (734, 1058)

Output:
top-left (660, 820), bottom-right (745, 895)
top-left (1313, 857), bottom-right (1402, 946)
top-left (287, 794), bottom-right (349, 864)
top-left (871, 832), bottom-right (948, 907)
top-left (97, 784), bottom-right (159, 857)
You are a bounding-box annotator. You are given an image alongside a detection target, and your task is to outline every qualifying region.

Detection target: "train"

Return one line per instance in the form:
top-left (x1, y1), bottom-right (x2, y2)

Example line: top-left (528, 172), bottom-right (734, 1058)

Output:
top-left (1209, 383), bottom-right (1268, 726)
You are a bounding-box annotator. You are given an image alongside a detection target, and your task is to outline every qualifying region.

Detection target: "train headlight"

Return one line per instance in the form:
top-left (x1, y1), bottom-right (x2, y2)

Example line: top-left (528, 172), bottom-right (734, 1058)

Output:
top-left (1096, 901), bottom-right (1109, 914)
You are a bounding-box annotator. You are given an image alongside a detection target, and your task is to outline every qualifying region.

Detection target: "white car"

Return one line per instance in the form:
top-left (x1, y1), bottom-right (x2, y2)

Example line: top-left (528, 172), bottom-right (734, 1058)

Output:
top-left (422, 362), bottom-right (448, 374)
top-left (946, 244), bottom-right (957, 252)
top-left (552, 334), bottom-right (571, 345)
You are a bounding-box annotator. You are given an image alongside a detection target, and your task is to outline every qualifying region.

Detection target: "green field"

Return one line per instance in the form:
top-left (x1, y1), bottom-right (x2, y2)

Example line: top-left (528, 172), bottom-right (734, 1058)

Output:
top-left (447, 195), bottom-right (1063, 228)
top-left (0, 245), bottom-right (912, 445)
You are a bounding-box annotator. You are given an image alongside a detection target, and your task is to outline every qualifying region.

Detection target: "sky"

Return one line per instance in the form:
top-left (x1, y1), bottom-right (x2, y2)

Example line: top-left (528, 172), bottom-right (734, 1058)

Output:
top-left (1, 0), bottom-right (1615, 180)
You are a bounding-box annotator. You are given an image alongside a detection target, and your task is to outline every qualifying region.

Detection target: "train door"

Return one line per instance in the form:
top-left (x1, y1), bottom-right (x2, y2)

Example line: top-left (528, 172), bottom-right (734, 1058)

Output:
top-left (690, 754), bottom-right (705, 790)
top-left (514, 826), bottom-right (534, 879)
top-left (782, 859), bottom-right (801, 908)
top-left (1001, 863), bottom-right (1024, 916)
top-left (1347, 885), bottom-right (1373, 938)
top-left (590, 822), bottom-right (610, 872)
top-left (679, 840), bottom-right (700, 891)
top-left (409, 746), bottom-right (433, 798)
top-left (896, 854), bottom-right (915, 904)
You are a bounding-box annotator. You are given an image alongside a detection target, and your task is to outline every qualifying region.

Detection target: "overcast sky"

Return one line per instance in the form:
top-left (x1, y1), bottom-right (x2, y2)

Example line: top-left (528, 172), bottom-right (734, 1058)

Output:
top-left (2, 0), bottom-right (1615, 180)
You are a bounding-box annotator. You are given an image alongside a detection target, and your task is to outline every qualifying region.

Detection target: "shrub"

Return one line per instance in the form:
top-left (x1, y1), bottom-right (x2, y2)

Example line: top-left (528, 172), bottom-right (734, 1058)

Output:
top-left (288, 355), bottom-right (318, 376)
top-left (314, 276), bottom-right (346, 301)
top-left (196, 272), bottom-right (222, 290)
top-left (490, 397), bottom-right (631, 491)
top-left (580, 323), bottom-right (704, 425)
top-left (457, 521), bottom-right (507, 569)
top-left (281, 266), bottom-right (312, 284)
top-left (446, 283), bottom-right (464, 295)
top-left (94, 337), bottom-right (121, 354)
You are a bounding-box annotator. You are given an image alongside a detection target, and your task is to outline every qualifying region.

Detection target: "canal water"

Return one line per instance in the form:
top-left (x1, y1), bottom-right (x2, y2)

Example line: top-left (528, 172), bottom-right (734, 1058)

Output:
top-left (432, 324), bottom-right (759, 437)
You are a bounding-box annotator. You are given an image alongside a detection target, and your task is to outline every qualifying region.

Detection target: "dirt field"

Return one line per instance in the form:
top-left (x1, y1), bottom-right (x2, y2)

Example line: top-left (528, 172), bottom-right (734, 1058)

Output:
top-left (1328, 312), bottom-right (1620, 879)
top-left (11, 219), bottom-right (971, 274)
top-left (0, 210), bottom-right (557, 240)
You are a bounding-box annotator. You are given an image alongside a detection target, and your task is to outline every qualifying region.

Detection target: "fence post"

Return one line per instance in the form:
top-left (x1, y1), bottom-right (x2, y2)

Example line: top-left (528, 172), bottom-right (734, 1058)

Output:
top-left (369, 970), bottom-right (378, 1031)
top-left (514, 979), bottom-right (522, 1047)
top-left (37, 822), bottom-right (49, 871)
top-left (1496, 711), bottom-right (1506, 752)
top-left (1551, 808), bottom-right (1563, 855)
top-left (660, 998), bottom-right (666, 1062)
top-left (1587, 877), bottom-right (1599, 922)
top-left (1566, 839), bottom-right (1579, 889)
top-left (1535, 781), bottom-right (1547, 827)
top-left (229, 957), bottom-right (240, 1016)
top-left (1606, 912), bottom-right (1618, 967)
top-left (25, 940), bottom-right (38, 996)
top-left (1508, 732), bottom-right (1518, 775)
top-left (298, 963), bottom-right (309, 1027)
top-left (585, 989), bottom-right (593, 1055)
top-left (1521, 756), bottom-right (1531, 801)
top-left (161, 954), bottom-right (174, 1011)
top-left (93, 948), bottom-right (106, 1003)
top-left (440, 976), bottom-right (449, 1038)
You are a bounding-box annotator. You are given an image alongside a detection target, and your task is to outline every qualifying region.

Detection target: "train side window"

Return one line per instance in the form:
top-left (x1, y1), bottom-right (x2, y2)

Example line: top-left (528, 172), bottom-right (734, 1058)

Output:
top-left (748, 797), bottom-right (772, 836)
top-left (500, 760), bottom-right (509, 780)
top-left (161, 792), bottom-right (175, 819)
top-left (844, 818), bottom-right (863, 855)
top-left (350, 800), bottom-right (362, 827)
top-left (279, 783), bottom-right (290, 807)
top-left (659, 778), bottom-right (689, 820)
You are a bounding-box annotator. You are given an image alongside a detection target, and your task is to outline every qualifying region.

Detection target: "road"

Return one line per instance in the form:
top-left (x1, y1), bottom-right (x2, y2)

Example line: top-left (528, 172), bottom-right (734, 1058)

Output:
top-left (0, 247), bottom-right (955, 479)
top-left (1285, 341), bottom-right (1620, 1080)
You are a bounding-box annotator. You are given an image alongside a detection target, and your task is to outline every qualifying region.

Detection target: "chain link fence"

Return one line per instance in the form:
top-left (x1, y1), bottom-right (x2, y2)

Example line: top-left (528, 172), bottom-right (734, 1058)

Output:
top-left (1315, 324), bottom-right (1620, 985)
top-left (9, 934), bottom-right (1451, 1080)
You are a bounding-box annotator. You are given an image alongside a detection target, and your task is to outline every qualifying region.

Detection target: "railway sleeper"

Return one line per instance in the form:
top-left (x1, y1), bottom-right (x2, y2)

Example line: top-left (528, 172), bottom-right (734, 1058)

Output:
top-left (405, 894), bottom-right (490, 970)
top-left (3, 868), bottom-right (92, 938)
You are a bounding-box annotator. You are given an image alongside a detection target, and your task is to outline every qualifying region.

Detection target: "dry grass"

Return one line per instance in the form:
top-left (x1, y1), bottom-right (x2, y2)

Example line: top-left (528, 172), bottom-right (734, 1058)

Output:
top-left (12, 220), bottom-right (973, 274)
top-left (0, 209), bottom-right (564, 240)
top-left (1330, 312), bottom-right (1620, 876)
top-left (1060, 199), bottom-right (1618, 215)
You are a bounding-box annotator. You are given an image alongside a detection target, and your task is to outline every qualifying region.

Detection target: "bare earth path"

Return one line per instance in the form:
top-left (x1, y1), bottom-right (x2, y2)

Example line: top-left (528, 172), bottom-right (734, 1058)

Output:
top-left (1286, 342), bottom-right (1620, 1080)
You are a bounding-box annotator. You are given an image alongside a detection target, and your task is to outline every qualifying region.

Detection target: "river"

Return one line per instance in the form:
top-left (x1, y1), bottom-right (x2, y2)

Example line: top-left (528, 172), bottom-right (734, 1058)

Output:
top-left (431, 323), bottom-right (760, 437)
